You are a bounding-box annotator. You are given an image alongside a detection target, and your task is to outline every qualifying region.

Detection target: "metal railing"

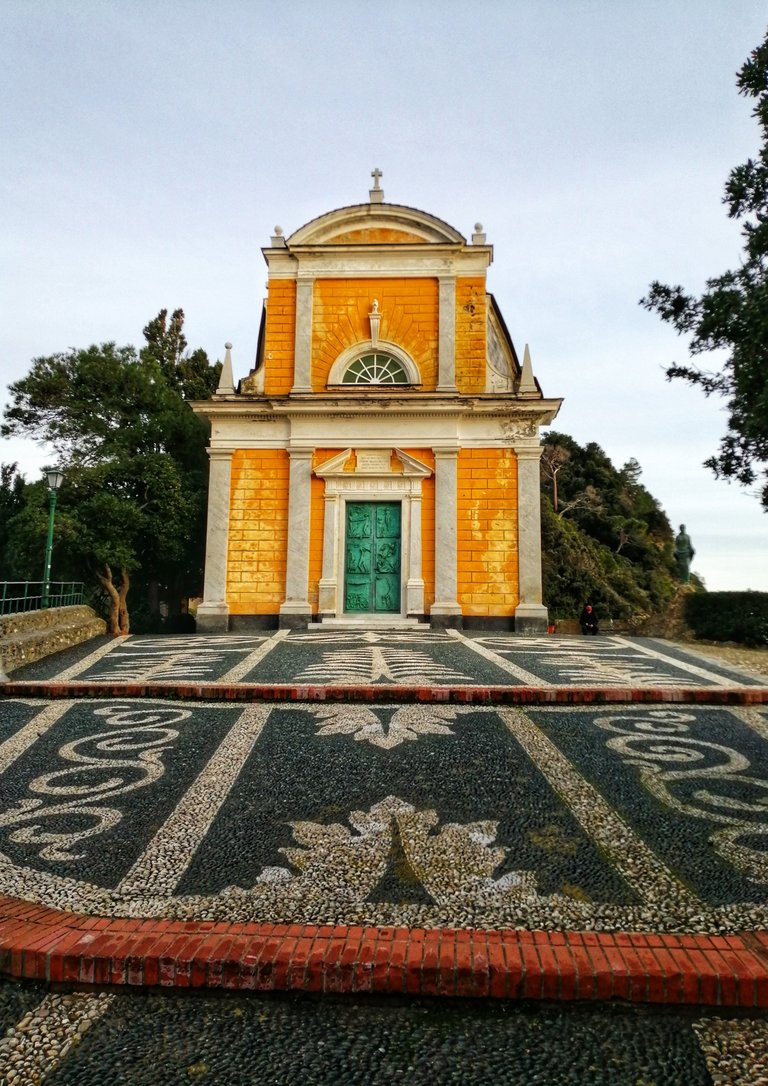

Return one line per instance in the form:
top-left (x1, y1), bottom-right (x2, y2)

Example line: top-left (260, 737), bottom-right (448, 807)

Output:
top-left (0, 582), bottom-right (86, 615)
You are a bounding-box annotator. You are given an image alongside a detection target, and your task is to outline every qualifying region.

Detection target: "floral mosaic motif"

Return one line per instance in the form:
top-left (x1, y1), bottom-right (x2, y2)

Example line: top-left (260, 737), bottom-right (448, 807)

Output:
top-left (253, 795), bottom-right (542, 908)
top-left (0, 704), bottom-right (187, 862)
top-left (473, 636), bottom-right (741, 688)
top-left (81, 635), bottom-right (267, 683)
top-left (595, 710), bottom-right (768, 883)
top-left (293, 647), bottom-right (473, 684)
top-left (308, 705), bottom-right (457, 749)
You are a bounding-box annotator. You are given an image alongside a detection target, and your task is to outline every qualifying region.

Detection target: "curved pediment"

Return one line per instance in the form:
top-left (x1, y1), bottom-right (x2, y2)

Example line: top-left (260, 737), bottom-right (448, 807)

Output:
top-left (287, 203), bottom-right (466, 246)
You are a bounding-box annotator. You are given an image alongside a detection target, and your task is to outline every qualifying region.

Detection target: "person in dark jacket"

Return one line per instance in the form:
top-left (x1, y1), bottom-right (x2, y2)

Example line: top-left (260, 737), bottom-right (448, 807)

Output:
top-left (579, 603), bottom-right (599, 635)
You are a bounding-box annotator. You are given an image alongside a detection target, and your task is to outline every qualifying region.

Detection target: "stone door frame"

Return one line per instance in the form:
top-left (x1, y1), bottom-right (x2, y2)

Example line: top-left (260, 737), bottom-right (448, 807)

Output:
top-left (315, 449), bottom-right (431, 620)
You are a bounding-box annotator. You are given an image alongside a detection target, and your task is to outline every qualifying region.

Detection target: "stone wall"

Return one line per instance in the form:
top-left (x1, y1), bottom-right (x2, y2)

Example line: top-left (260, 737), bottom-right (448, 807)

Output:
top-left (0, 605), bottom-right (107, 674)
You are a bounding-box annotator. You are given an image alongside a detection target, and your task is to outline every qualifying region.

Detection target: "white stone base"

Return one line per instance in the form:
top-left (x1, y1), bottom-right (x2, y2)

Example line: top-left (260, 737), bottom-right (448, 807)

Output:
top-left (514, 602), bottom-right (549, 634)
top-left (195, 602), bottom-right (230, 633)
top-left (279, 600), bottom-right (312, 630)
top-left (429, 602), bottom-right (463, 630)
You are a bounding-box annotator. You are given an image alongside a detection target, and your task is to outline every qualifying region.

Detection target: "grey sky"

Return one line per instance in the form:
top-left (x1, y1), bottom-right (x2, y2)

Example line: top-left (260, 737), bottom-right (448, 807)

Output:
top-left (2, 1), bottom-right (766, 590)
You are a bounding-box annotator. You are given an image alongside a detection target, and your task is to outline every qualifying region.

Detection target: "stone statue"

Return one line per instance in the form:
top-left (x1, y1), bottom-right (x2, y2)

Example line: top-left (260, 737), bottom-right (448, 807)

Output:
top-left (674, 524), bottom-right (695, 584)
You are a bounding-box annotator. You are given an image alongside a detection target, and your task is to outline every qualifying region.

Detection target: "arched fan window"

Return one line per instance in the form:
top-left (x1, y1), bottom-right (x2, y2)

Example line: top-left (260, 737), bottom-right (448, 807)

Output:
top-left (341, 352), bottom-right (410, 385)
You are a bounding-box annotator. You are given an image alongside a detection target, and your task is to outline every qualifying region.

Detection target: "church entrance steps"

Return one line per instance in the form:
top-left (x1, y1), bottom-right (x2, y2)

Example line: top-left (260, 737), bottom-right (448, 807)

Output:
top-left (316, 617), bottom-right (425, 631)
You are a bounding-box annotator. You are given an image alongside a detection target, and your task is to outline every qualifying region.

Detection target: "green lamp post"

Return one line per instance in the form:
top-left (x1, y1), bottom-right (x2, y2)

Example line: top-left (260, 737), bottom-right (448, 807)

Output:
top-left (42, 468), bottom-right (64, 609)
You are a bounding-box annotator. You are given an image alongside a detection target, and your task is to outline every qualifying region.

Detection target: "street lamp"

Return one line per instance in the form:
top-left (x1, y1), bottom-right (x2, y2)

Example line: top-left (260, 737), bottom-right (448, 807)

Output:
top-left (42, 468), bottom-right (64, 609)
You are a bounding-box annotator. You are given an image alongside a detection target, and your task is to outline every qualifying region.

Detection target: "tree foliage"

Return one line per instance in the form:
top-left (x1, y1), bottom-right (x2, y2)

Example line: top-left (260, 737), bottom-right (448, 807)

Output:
top-left (1, 311), bottom-right (220, 633)
top-left (642, 32), bottom-right (768, 509)
top-left (540, 432), bottom-right (679, 620)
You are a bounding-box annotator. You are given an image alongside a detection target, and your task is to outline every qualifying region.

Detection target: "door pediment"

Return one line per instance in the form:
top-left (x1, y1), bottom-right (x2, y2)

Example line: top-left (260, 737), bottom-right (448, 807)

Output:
top-left (315, 448), bottom-right (432, 481)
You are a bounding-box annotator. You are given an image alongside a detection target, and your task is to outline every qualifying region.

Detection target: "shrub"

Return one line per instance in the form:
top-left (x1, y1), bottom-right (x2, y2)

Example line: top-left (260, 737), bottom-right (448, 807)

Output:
top-left (684, 591), bottom-right (768, 646)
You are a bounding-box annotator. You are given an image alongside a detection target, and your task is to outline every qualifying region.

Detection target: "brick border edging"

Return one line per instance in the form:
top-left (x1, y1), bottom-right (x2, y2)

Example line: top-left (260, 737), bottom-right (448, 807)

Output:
top-left (1, 896), bottom-right (767, 1005)
top-left (3, 681), bottom-right (768, 705)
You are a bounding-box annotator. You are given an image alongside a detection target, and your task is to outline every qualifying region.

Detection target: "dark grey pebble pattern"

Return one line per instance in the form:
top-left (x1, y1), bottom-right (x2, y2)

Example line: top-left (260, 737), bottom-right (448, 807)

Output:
top-left (39, 991), bottom-right (723, 1086)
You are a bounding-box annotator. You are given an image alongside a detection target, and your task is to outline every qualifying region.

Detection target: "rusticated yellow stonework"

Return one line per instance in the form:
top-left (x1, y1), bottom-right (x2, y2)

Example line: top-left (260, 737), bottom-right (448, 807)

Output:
top-left (227, 450), bottom-right (289, 614)
top-left (455, 278), bottom-right (487, 393)
top-left (312, 278), bottom-right (439, 390)
top-left (263, 279), bottom-right (297, 396)
top-left (456, 448), bottom-right (519, 616)
top-left (308, 449), bottom-right (344, 613)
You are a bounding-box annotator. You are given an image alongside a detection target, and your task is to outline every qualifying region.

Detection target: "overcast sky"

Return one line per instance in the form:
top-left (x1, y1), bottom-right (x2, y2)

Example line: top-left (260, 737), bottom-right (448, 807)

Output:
top-left (2, 1), bottom-right (767, 591)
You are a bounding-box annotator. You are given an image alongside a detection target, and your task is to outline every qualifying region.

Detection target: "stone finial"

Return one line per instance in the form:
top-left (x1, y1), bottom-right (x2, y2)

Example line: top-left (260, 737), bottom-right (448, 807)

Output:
top-left (518, 343), bottom-right (539, 398)
top-left (271, 225), bottom-right (287, 247)
top-left (369, 167), bottom-right (384, 204)
top-left (472, 222), bottom-right (487, 245)
top-left (216, 342), bottom-right (236, 395)
top-left (368, 299), bottom-right (381, 346)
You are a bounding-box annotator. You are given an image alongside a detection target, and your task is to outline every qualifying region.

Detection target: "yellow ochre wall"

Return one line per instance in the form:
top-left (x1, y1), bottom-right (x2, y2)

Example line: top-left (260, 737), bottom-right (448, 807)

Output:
top-left (263, 280), bottom-right (297, 396)
top-left (312, 279), bottom-right (439, 391)
top-left (261, 275), bottom-right (488, 396)
top-left (455, 278), bottom-right (487, 394)
top-left (225, 447), bottom-right (516, 618)
top-left (308, 449), bottom-right (348, 614)
top-left (226, 450), bottom-right (289, 614)
top-left (457, 448), bottom-right (519, 617)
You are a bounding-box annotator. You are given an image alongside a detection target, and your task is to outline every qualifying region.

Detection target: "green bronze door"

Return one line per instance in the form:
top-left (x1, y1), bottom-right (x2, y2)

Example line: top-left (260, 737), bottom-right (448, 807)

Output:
top-left (344, 502), bottom-right (401, 613)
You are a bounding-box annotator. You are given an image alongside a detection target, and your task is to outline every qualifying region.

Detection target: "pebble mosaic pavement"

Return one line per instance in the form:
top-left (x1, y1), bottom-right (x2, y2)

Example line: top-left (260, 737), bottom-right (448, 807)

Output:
top-left (8, 628), bottom-right (767, 688)
top-left (1, 983), bottom-right (767, 1085)
top-left (1, 695), bottom-right (768, 934)
top-left (1, 631), bottom-right (768, 1082)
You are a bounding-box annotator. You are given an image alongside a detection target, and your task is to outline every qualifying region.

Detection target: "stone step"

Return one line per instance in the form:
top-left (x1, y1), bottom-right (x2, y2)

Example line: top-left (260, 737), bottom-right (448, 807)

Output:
top-left (316, 617), bottom-right (425, 631)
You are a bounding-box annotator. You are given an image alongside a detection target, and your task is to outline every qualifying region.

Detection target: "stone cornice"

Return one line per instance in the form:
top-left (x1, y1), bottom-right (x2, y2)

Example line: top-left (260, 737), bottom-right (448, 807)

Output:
top-left (261, 247), bottom-right (492, 279)
top-left (191, 394), bottom-right (562, 426)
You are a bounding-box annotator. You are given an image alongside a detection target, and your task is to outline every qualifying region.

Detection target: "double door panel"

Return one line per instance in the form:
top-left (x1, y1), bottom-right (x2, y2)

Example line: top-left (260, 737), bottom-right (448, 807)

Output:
top-left (344, 502), bottom-right (401, 613)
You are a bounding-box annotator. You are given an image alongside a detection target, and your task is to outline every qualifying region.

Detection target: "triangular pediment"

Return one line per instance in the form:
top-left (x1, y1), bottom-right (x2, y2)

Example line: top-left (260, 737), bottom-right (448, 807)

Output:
top-left (314, 448), bottom-right (432, 478)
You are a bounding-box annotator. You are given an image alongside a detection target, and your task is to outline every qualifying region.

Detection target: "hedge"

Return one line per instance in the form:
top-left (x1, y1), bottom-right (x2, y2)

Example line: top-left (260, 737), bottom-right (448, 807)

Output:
top-left (684, 591), bottom-right (768, 646)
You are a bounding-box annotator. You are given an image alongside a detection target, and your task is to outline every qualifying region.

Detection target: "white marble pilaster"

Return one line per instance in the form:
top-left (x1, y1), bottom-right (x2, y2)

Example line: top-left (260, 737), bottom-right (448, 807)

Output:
top-left (405, 492), bottom-right (425, 615)
top-left (436, 276), bottom-right (457, 392)
top-left (431, 447), bottom-right (462, 626)
top-left (279, 448), bottom-right (314, 628)
top-left (318, 492), bottom-right (339, 615)
top-left (514, 445), bottom-right (549, 633)
top-left (196, 450), bottom-right (233, 632)
top-left (291, 279), bottom-right (314, 394)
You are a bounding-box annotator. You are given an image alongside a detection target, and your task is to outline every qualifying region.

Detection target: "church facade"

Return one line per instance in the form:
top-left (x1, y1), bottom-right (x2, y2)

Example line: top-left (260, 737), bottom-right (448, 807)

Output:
top-left (191, 176), bottom-right (561, 632)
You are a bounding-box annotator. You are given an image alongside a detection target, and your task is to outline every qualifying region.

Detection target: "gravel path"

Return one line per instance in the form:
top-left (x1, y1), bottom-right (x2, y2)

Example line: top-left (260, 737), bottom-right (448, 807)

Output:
top-left (677, 641), bottom-right (768, 680)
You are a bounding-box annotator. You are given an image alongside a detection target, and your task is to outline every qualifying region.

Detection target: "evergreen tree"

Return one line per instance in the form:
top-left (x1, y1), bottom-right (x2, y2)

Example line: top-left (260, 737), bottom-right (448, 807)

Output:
top-left (642, 31), bottom-right (768, 509)
top-left (1, 312), bottom-right (220, 632)
top-left (539, 432), bottom-right (678, 621)
top-left (0, 464), bottom-right (27, 578)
